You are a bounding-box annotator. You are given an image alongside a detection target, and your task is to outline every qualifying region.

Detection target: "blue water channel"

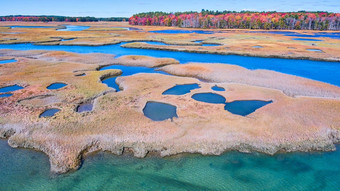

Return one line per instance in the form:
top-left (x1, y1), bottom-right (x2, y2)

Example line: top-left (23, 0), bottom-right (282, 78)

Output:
top-left (0, 43), bottom-right (339, 86)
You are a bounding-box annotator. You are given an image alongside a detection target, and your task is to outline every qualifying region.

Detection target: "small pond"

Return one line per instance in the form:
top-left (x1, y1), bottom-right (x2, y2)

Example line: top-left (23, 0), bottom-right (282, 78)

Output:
top-left (57, 25), bottom-right (90, 31)
top-left (143, 101), bottom-right (178, 121)
top-left (100, 65), bottom-right (168, 91)
top-left (47, 83), bottom-right (67, 90)
top-left (307, 49), bottom-right (323, 52)
top-left (0, 85), bottom-right (24, 93)
top-left (39, 108), bottom-right (60, 118)
top-left (163, 83), bottom-right (200, 95)
top-left (0, 59), bottom-right (16, 64)
top-left (253, 46), bottom-right (263, 48)
top-left (191, 93), bottom-right (226, 104)
top-left (211, 85), bottom-right (225, 91)
top-left (224, 100), bottom-right (272, 116)
top-left (0, 93), bottom-right (13, 98)
top-left (76, 103), bottom-right (93, 113)
top-left (61, 38), bottom-right (75, 41)
top-left (202, 43), bottom-right (221, 47)
top-left (292, 38), bottom-right (323, 41)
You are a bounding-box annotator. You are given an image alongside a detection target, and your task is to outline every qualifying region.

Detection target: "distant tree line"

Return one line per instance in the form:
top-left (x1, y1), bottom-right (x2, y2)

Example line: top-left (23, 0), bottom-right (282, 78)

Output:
top-left (130, 11), bottom-right (340, 30)
top-left (0, 15), bottom-right (128, 22)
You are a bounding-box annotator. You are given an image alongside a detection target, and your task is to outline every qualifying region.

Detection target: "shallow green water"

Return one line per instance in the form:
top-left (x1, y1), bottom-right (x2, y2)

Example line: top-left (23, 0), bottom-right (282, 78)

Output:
top-left (1, 139), bottom-right (339, 191)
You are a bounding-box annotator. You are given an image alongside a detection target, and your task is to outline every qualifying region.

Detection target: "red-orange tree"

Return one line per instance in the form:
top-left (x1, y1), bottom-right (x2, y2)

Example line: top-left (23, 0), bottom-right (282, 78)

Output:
top-left (129, 12), bottom-right (340, 30)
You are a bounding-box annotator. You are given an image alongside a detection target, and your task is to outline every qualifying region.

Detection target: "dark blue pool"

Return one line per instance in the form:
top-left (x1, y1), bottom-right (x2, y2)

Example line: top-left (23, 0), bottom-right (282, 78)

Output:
top-left (0, 85), bottom-right (23, 93)
top-left (211, 85), bottom-right (225, 91)
top-left (163, 83), bottom-right (200, 95)
top-left (100, 65), bottom-right (169, 91)
top-left (76, 103), bottom-right (93, 113)
top-left (224, 100), bottom-right (273, 116)
top-left (143, 101), bottom-right (178, 121)
top-left (39, 108), bottom-right (60, 118)
top-left (292, 38), bottom-right (323, 41)
top-left (191, 93), bottom-right (226, 104)
top-left (47, 83), bottom-right (67, 90)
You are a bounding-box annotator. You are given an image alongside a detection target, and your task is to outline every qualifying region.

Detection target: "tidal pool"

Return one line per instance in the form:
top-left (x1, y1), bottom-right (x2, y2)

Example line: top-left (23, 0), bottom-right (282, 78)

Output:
top-left (202, 44), bottom-right (220, 47)
top-left (0, 139), bottom-right (339, 190)
top-left (57, 25), bottom-right (90, 31)
top-left (0, 59), bottom-right (16, 64)
top-left (224, 100), bottom-right (273, 116)
top-left (292, 38), bottom-right (323, 41)
top-left (0, 93), bottom-right (13, 98)
top-left (100, 65), bottom-right (169, 91)
top-left (163, 83), bottom-right (200, 95)
top-left (0, 85), bottom-right (23, 93)
top-left (211, 85), bottom-right (225, 91)
top-left (0, 43), bottom-right (339, 86)
top-left (46, 83), bottom-right (67, 90)
top-left (76, 103), bottom-right (93, 113)
top-left (143, 101), bottom-right (178, 121)
top-left (191, 93), bottom-right (226, 104)
top-left (61, 38), bottom-right (75, 41)
top-left (39, 108), bottom-right (60, 118)
top-left (307, 49), bottom-right (323, 52)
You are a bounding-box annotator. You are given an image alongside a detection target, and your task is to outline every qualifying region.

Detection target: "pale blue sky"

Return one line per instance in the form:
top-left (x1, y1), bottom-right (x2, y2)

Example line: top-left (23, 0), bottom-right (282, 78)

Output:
top-left (1, 0), bottom-right (339, 17)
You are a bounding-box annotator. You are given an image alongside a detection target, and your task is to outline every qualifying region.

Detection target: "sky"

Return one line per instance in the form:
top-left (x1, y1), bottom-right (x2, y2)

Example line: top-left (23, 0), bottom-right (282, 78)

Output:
top-left (0, 0), bottom-right (339, 17)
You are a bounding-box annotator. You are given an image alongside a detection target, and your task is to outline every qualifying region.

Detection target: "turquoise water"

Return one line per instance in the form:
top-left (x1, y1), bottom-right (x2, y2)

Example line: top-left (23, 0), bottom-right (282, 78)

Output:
top-left (252, 45), bottom-right (263, 48)
top-left (39, 109), bottom-right (60, 118)
top-left (224, 100), bottom-right (273, 116)
top-left (0, 59), bottom-right (16, 64)
top-left (162, 83), bottom-right (200, 95)
top-left (47, 83), bottom-right (67, 90)
top-left (143, 101), bottom-right (178, 121)
top-left (1, 39), bottom-right (340, 190)
top-left (0, 43), bottom-right (339, 85)
top-left (211, 85), bottom-right (225, 91)
top-left (0, 85), bottom-right (23, 93)
top-left (1, 139), bottom-right (339, 190)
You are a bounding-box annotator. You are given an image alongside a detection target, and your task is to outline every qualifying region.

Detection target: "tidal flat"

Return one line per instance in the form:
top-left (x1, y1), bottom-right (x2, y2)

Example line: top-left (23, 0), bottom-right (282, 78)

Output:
top-left (0, 22), bottom-right (340, 190)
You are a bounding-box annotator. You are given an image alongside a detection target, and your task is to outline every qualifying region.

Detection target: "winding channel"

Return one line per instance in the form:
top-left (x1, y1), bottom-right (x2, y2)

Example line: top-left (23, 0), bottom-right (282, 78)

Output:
top-left (0, 42), bottom-right (339, 86)
top-left (1, 41), bottom-right (340, 190)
